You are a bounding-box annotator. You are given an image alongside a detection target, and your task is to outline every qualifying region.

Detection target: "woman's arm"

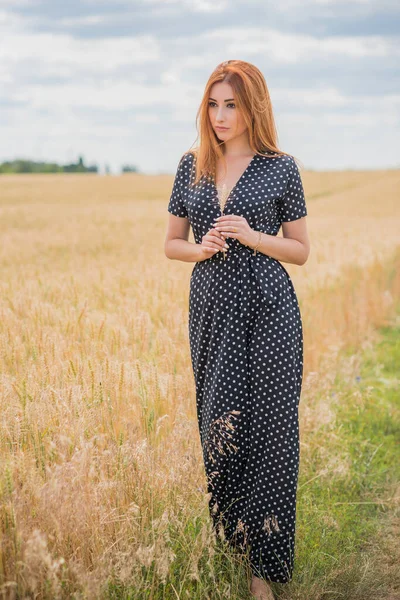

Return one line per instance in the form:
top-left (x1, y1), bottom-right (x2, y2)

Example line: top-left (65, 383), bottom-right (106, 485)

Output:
top-left (164, 214), bottom-right (202, 262)
top-left (248, 217), bottom-right (310, 266)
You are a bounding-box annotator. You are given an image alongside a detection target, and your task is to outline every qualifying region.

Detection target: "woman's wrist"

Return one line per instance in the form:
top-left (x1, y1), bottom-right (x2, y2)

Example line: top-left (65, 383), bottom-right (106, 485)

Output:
top-left (248, 229), bottom-right (263, 254)
top-left (195, 243), bottom-right (206, 262)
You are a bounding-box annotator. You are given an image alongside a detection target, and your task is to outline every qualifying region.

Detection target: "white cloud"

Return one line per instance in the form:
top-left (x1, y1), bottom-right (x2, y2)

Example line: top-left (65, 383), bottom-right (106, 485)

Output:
top-left (58, 15), bottom-right (109, 26)
top-left (0, 0), bottom-right (39, 5)
top-left (274, 87), bottom-right (400, 111)
top-left (134, 113), bottom-right (160, 123)
top-left (0, 32), bottom-right (160, 75)
top-left (0, 8), bottom-right (25, 27)
top-left (275, 0), bottom-right (397, 7)
top-left (10, 81), bottom-right (184, 110)
top-left (198, 28), bottom-right (399, 62)
top-left (137, 0), bottom-right (229, 12)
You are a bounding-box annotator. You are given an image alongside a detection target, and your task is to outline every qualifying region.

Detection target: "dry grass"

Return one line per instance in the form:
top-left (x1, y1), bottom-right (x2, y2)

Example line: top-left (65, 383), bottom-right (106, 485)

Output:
top-left (0, 169), bottom-right (399, 598)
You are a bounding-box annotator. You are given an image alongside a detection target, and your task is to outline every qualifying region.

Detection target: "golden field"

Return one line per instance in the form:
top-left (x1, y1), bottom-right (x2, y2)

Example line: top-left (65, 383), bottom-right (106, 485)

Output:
top-left (0, 168), bottom-right (399, 598)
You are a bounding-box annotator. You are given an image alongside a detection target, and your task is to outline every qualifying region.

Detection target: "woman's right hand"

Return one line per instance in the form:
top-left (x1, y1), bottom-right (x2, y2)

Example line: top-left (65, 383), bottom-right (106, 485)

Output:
top-left (197, 227), bottom-right (229, 261)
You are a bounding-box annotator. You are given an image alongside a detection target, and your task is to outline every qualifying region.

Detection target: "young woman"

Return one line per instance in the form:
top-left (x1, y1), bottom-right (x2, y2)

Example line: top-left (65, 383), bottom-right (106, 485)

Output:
top-left (165, 59), bottom-right (310, 600)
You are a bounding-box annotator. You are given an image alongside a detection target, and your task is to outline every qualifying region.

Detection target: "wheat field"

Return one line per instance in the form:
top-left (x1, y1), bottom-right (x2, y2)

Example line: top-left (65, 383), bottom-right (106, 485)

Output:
top-left (0, 168), bottom-right (399, 598)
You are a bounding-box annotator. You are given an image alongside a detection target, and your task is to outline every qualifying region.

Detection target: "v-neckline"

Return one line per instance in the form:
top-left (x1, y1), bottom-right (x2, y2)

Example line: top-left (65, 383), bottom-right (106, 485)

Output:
top-left (212, 152), bottom-right (257, 212)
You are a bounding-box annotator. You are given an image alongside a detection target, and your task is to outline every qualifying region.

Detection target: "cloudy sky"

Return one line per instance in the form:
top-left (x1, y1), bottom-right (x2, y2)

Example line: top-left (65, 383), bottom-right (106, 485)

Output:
top-left (0, 0), bottom-right (399, 174)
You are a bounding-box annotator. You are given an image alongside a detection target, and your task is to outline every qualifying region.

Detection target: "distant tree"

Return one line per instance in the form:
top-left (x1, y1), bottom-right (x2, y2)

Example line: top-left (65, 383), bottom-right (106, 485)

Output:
top-left (121, 164), bottom-right (139, 173)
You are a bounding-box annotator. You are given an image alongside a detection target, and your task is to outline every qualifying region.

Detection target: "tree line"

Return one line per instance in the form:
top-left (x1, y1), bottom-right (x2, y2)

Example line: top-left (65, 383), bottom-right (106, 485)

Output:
top-left (0, 155), bottom-right (140, 174)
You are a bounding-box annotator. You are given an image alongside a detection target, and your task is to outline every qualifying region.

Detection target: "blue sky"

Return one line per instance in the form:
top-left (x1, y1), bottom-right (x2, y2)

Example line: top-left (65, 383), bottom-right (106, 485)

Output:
top-left (0, 0), bottom-right (399, 173)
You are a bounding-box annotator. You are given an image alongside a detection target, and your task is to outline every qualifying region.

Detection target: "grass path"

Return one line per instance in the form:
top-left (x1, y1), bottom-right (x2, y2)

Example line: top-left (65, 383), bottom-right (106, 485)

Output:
top-left (289, 310), bottom-right (400, 600)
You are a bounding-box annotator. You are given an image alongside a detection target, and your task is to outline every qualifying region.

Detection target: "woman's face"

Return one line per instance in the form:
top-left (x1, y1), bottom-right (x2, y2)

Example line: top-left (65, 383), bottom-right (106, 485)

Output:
top-left (208, 81), bottom-right (248, 142)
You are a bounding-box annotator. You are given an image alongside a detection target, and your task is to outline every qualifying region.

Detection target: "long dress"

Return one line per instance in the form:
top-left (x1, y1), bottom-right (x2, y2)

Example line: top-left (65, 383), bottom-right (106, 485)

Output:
top-left (167, 149), bottom-right (308, 584)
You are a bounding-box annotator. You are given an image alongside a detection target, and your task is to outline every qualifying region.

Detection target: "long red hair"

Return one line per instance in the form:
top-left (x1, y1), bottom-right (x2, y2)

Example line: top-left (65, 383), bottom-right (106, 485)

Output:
top-left (182, 59), bottom-right (297, 187)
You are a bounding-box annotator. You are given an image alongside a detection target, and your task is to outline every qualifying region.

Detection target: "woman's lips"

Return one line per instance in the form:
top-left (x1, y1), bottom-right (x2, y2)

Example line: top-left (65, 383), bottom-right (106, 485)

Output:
top-left (215, 126), bottom-right (229, 130)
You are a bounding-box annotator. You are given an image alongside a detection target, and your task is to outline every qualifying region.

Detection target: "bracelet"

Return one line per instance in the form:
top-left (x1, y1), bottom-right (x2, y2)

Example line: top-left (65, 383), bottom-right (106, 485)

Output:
top-left (252, 230), bottom-right (262, 255)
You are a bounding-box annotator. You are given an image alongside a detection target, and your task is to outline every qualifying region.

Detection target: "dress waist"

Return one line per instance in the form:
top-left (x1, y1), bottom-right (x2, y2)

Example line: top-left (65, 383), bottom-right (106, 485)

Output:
top-left (192, 243), bottom-right (295, 311)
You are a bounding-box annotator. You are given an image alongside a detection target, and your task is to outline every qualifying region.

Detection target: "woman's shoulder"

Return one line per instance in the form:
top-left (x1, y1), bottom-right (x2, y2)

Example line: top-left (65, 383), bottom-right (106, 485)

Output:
top-left (173, 151), bottom-right (197, 190)
top-left (257, 150), bottom-right (297, 170)
top-left (179, 150), bottom-right (197, 164)
top-left (257, 148), bottom-right (292, 159)
top-left (173, 151), bottom-right (196, 179)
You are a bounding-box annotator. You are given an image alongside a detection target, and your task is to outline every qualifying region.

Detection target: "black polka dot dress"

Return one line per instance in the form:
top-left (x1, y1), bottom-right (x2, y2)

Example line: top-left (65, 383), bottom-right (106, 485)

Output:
top-left (167, 150), bottom-right (307, 584)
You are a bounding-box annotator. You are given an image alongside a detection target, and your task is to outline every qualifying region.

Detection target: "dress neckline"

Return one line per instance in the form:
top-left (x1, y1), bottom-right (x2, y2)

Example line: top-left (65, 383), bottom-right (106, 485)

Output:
top-left (212, 152), bottom-right (257, 212)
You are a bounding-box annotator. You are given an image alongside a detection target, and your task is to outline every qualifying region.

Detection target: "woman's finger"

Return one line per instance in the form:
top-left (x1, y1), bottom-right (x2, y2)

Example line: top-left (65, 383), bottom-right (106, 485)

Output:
top-left (208, 234), bottom-right (229, 247)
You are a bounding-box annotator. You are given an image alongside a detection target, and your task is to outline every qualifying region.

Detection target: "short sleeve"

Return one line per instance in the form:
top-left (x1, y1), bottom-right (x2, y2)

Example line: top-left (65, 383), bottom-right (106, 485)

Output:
top-left (277, 156), bottom-right (307, 223)
top-left (167, 154), bottom-right (189, 218)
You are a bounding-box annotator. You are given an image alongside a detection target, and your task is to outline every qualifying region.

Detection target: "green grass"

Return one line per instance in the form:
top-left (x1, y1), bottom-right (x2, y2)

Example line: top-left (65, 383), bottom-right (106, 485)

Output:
top-left (293, 314), bottom-right (400, 600)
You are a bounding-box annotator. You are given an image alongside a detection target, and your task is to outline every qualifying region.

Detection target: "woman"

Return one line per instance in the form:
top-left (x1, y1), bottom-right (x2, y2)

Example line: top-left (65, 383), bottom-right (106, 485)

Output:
top-left (165, 59), bottom-right (310, 600)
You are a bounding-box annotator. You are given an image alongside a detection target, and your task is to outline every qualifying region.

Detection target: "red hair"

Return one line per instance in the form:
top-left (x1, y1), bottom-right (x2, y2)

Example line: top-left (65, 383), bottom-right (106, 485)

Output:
top-left (183, 59), bottom-right (297, 187)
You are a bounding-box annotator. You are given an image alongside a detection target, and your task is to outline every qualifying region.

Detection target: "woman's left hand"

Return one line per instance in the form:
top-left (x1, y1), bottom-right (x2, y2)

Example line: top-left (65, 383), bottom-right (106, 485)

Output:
top-left (212, 214), bottom-right (258, 248)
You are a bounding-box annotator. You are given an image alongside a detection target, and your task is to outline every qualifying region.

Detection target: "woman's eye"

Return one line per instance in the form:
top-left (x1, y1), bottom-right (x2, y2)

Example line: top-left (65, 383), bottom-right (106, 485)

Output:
top-left (208, 101), bottom-right (236, 108)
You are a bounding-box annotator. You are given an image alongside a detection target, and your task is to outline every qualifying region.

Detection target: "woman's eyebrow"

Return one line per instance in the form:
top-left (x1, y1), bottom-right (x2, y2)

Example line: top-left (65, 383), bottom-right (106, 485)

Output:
top-left (209, 97), bottom-right (234, 102)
